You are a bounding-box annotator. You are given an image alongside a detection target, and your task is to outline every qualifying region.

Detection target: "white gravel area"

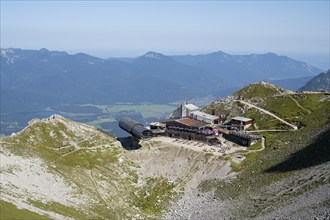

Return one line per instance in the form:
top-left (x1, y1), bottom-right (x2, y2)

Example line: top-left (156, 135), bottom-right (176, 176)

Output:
top-left (253, 184), bottom-right (330, 220)
top-left (163, 189), bottom-right (233, 220)
top-left (0, 146), bottom-right (86, 217)
top-left (152, 136), bottom-right (246, 156)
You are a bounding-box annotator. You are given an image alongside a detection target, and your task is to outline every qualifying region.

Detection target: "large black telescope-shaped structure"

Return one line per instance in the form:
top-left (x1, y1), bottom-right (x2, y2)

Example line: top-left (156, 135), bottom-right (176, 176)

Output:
top-left (119, 117), bottom-right (153, 139)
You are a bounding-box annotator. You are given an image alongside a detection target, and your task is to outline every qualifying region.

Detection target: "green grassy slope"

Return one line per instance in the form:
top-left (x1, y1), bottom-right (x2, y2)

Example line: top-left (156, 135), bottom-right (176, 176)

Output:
top-left (0, 200), bottom-right (52, 220)
top-left (200, 82), bottom-right (330, 218)
top-left (234, 81), bottom-right (288, 99)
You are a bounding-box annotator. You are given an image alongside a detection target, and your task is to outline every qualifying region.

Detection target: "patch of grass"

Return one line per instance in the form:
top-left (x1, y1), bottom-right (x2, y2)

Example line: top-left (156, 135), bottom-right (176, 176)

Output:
top-left (264, 96), bottom-right (306, 120)
top-left (230, 161), bottom-right (242, 172)
top-left (247, 141), bottom-right (262, 151)
top-left (242, 152), bottom-right (259, 167)
top-left (28, 199), bottom-right (89, 219)
top-left (131, 177), bottom-right (176, 216)
top-left (244, 108), bottom-right (290, 130)
top-left (0, 200), bottom-right (52, 220)
top-left (57, 147), bottom-right (119, 169)
top-left (231, 152), bottom-right (260, 172)
top-left (295, 93), bottom-right (327, 112)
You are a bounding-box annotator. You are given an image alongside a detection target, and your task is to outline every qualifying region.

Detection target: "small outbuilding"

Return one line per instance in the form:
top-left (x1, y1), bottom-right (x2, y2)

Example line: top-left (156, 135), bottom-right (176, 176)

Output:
top-left (230, 116), bottom-right (253, 130)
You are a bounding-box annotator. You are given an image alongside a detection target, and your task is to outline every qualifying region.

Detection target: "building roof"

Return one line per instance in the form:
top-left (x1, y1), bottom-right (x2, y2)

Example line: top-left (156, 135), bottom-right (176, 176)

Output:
top-left (177, 117), bottom-right (208, 127)
top-left (183, 104), bottom-right (199, 111)
top-left (232, 116), bottom-right (252, 122)
top-left (191, 111), bottom-right (220, 120)
top-left (119, 117), bottom-right (152, 139)
top-left (150, 122), bottom-right (165, 126)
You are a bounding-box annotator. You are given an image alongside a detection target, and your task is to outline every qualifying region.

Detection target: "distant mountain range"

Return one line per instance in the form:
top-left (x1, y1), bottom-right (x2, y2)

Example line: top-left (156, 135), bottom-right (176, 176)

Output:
top-left (172, 51), bottom-right (320, 81)
top-left (0, 48), bottom-right (323, 135)
top-left (300, 69), bottom-right (330, 91)
top-left (1, 48), bottom-right (322, 108)
top-left (1, 49), bottom-right (215, 112)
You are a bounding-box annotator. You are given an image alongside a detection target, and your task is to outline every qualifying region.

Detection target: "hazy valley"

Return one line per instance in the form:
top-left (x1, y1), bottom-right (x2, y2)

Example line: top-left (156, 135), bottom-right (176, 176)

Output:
top-left (0, 48), bottom-right (324, 137)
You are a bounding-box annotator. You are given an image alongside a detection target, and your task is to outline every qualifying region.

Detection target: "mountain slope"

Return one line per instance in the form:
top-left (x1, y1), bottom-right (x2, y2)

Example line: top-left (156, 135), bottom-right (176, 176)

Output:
top-left (0, 115), bottom-right (177, 219)
top-left (0, 115), bottom-right (232, 219)
top-left (300, 69), bottom-right (330, 91)
top-left (270, 76), bottom-right (314, 90)
top-left (1, 82), bottom-right (329, 219)
top-left (186, 82), bottom-right (330, 219)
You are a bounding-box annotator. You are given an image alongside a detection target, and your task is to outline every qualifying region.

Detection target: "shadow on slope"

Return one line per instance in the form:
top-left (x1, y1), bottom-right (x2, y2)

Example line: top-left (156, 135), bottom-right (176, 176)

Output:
top-left (117, 136), bottom-right (142, 150)
top-left (266, 127), bottom-right (330, 173)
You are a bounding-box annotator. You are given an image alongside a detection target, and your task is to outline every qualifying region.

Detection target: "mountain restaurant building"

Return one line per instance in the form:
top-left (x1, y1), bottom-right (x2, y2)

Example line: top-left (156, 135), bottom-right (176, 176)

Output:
top-left (190, 110), bottom-right (223, 124)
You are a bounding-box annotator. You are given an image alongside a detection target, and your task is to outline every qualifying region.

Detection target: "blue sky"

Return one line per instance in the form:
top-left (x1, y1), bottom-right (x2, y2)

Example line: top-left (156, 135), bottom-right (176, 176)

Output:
top-left (1, 1), bottom-right (329, 68)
